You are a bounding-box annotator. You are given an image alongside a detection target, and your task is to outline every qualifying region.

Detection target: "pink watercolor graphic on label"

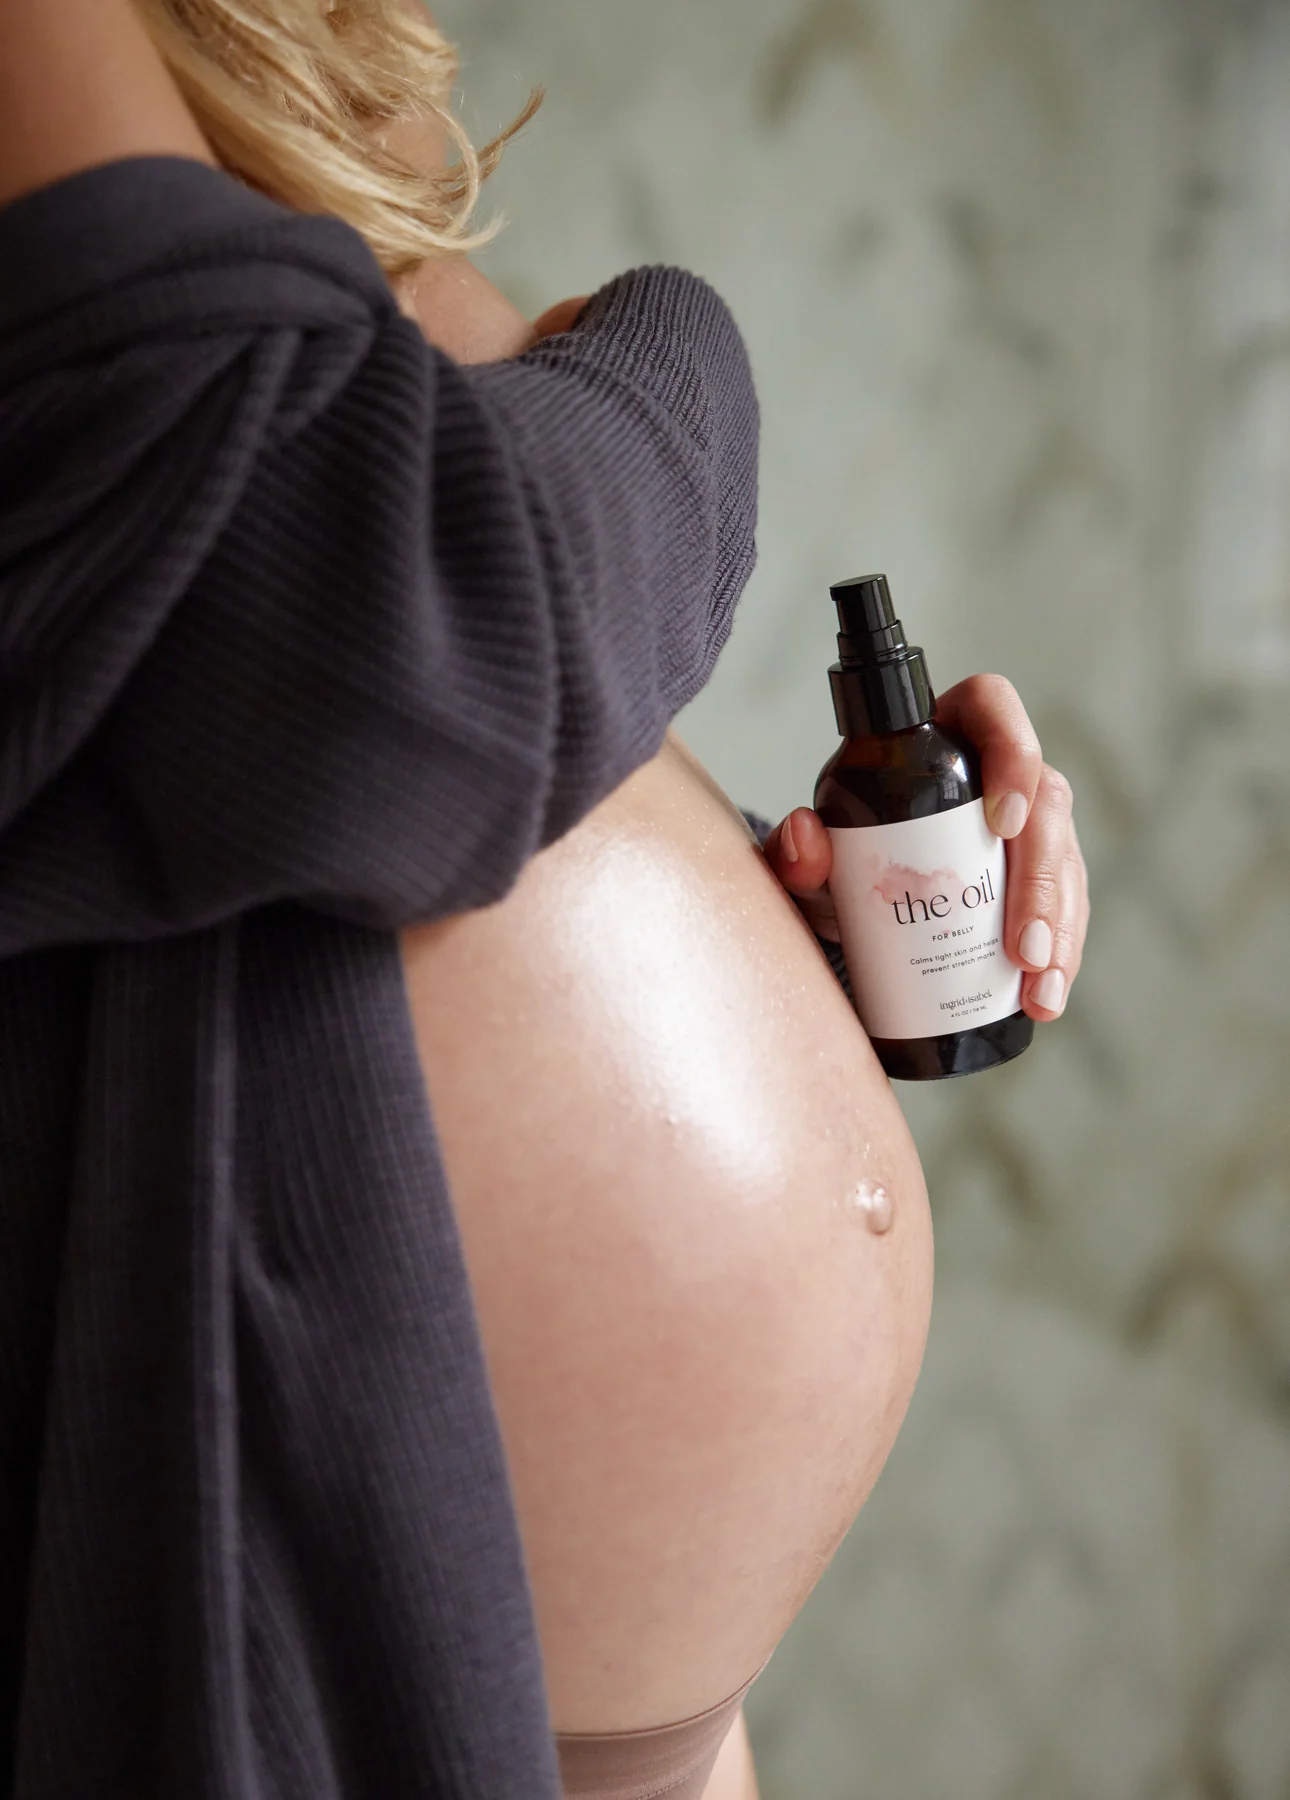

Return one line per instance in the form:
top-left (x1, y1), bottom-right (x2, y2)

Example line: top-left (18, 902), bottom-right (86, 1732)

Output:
top-left (827, 799), bottom-right (1022, 1040)
top-left (872, 862), bottom-right (959, 905)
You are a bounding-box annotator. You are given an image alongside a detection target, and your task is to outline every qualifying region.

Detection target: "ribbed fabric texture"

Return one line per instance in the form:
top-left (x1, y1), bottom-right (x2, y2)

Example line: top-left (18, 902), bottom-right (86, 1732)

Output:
top-left (0, 158), bottom-right (759, 1799)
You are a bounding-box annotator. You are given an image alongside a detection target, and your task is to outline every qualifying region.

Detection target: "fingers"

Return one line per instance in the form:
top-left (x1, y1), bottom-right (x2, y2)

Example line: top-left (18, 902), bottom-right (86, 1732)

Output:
top-left (938, 675), bottom-right (1088, 1021)
top-left (936, 674), bottom-right (1043, 840)
top-left (763, 808), bottom-right (839, 940)
top-left (758, 750), bottom-right (1090, 1026)
top-left (1005, 766), bottom-right (1088, 1020)
top-left (532, 295), bottom-right (592, 340)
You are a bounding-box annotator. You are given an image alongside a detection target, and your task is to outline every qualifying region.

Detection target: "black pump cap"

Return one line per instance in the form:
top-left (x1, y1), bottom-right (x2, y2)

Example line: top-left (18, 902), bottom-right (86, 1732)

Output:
top-left (828, 572), bottom-right (934, 736)
top-left (832, 573), bottom-right (903, 652)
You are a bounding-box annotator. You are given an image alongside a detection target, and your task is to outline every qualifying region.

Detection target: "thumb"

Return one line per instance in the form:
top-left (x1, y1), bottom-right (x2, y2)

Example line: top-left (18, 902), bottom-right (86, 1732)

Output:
top-left (764, 809), bottom-right (840, 941)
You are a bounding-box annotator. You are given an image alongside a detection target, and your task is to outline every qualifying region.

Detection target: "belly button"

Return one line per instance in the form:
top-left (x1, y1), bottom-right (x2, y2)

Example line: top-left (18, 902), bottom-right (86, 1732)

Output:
top-left (847, 1179), bottom-right (894, 1235)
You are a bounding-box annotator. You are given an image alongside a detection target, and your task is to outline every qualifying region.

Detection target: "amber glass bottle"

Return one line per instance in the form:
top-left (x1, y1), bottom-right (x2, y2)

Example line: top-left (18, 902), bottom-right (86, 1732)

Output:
top-left (814, 574), bottom-right (1034, 1080)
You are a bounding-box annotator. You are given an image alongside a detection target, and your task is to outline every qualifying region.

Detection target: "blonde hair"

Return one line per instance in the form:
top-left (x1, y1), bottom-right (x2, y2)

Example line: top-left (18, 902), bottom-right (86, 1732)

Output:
top-left (133, 0), bottom-right (540, 276)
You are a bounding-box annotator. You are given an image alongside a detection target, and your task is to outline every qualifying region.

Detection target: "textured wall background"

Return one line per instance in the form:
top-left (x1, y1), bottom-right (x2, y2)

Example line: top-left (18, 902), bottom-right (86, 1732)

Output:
top-left (438, 1), bottom-right (1290, 1794)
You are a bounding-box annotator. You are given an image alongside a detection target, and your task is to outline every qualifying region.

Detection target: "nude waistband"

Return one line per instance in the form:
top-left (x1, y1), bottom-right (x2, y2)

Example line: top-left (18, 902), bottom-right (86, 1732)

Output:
top-left (555, 1662), bottom-right (766, 1800)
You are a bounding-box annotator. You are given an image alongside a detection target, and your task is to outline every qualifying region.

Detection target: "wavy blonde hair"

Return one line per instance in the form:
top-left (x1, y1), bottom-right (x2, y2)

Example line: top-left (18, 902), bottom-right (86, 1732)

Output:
top-left (133, 0), bottom-right (540, 276)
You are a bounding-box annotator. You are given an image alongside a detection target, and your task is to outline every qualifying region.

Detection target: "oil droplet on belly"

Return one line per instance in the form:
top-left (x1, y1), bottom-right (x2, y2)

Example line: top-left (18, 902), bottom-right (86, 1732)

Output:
top-left (848, 1179), bottom-right (894, 1235)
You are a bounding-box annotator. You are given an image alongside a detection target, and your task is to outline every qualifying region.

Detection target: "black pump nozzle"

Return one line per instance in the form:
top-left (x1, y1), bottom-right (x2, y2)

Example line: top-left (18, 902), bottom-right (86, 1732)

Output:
top-left (828, 572), bottom-right (934, 736)
top-left (831, 573), bottom-right (909, 663)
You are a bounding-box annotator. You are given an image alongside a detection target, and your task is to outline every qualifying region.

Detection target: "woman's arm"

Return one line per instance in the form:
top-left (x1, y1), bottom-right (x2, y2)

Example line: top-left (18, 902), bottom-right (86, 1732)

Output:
top-left (0, 0), bottom-right (211, 207)
top-left (0, 159), bottom-right (758, 952)
top-left (0, 0), bottom-right (758, 954)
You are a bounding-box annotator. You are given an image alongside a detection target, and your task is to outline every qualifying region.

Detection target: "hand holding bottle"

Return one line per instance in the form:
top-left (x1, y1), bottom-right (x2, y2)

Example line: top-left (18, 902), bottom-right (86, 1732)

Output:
top-left (765, 672), bottom-right (1087, 1028)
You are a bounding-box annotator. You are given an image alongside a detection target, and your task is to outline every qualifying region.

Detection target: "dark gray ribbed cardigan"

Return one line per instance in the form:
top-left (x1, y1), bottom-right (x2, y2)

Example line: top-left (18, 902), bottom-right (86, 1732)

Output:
top-left (0, 157), bottom-right (759, 1799)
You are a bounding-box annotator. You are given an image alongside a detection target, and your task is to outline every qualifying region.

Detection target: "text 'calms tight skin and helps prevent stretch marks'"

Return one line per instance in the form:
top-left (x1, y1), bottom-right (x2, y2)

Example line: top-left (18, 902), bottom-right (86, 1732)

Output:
top-left (814, 574), bottom-right (1035, 1081)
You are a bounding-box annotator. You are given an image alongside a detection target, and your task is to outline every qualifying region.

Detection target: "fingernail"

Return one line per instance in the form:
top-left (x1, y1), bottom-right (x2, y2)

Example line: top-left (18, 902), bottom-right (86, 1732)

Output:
top-left (1033, 968), bottom-right (1066, 1013)
top-left (1018, 919), bottom-right (1053, 968)
top-left (991, 791), bottom-right (1029, 839)
top-left (781, 814), bottom-right (799, 864)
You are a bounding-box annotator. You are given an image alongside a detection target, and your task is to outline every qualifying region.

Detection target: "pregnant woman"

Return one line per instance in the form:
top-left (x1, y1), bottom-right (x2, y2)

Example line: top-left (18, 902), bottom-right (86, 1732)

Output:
top-left (0, 3), bottom-right (1087, 1798)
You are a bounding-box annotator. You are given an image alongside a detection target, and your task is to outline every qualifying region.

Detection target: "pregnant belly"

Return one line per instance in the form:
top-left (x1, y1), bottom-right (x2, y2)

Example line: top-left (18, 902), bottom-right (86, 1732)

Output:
top-left (401, 733), bottom-right (933, 1733)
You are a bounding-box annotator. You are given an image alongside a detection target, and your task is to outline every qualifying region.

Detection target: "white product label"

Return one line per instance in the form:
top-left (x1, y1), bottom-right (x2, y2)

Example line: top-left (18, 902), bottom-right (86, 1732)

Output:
top-left (828, 799), bottom-right (1021, 1041)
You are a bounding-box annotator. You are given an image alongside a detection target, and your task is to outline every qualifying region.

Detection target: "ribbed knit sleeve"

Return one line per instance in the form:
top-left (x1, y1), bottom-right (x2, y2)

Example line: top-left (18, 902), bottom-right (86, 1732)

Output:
top-left (0, 156), bottom-right (758, 955)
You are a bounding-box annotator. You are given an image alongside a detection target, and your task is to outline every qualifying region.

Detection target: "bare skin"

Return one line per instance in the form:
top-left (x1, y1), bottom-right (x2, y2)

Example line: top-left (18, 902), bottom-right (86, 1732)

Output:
top-left (0, 0), bottom-right (213, 204)
top-left (705, 1711), bottom-right (760, 1800)
top-left (403, 735), bottom-right (933, 1765)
